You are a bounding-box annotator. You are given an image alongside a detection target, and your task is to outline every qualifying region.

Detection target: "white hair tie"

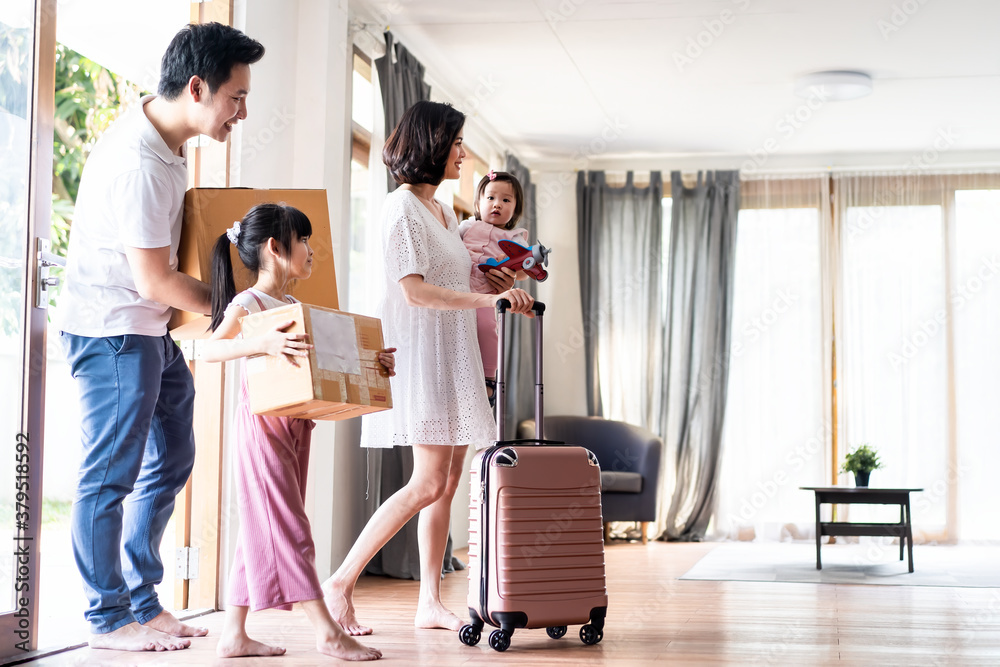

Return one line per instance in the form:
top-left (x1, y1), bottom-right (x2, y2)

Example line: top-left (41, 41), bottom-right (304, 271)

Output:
top-left (226, 221), bottom-right (242, 245)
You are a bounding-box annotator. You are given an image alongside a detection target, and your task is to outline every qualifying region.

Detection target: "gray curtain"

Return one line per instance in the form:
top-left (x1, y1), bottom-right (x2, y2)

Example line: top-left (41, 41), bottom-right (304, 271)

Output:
top-left (500, 153), bottom-right (538, 435)
top-left (660, 170), bottom-right (740, 541)
top-left (374, 31), bottom-right (430, 193)
top-left (364, 34), bottom-right (462, 580)
top-left (576, 171), bottom-right (664, 422)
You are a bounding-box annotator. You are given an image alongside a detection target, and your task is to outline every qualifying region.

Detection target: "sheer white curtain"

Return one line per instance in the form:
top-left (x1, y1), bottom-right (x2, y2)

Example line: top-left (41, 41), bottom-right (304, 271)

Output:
top-left (714, 176), bottom-right (830, 541)
top-left (836, 174), bottom-right (948, 533)
top-left (953, 189), bottom-right (1000, 542)
top-left (834, 173), bottom-right (1000, 542)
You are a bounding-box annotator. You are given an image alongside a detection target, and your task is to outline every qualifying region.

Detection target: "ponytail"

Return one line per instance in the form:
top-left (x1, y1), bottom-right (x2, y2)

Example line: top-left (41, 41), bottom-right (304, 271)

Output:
top-left (210, 233), bottom-right (237, 331)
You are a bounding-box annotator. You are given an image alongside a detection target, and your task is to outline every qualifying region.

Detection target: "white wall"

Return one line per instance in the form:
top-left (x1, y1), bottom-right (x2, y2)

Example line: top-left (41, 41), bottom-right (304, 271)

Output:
top-left (534, 171), bottom-right (589, 417)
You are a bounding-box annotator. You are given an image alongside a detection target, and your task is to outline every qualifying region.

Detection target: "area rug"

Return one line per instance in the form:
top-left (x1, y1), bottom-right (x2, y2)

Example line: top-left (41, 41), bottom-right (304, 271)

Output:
top-left (679, 542), bottom-right (1000, 588)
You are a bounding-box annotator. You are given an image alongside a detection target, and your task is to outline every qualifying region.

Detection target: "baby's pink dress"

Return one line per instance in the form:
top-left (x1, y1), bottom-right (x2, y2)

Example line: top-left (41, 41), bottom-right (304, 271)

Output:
top-left (459, 217), bottom-right (528, 377)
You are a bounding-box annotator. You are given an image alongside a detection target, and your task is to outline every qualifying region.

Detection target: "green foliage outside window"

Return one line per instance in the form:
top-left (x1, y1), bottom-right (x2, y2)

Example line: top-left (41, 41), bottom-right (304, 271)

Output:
top-left (52, 43), bottom-right (147, 258)
top-left (1, 34), bottom-right (145, 335)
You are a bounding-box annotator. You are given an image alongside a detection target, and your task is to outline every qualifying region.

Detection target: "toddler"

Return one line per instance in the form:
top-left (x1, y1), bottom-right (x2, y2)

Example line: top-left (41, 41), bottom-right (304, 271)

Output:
top-left (459, 170), bottom-right (528, 405)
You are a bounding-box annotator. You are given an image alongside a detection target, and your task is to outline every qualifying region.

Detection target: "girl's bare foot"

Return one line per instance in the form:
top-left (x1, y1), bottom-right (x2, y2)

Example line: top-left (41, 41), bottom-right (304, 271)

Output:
top-left (216, 633), bottom-right (286, 658)
top-left (144, 610), bottom-right (209, 637)
top-left (89, 622), bottom-right (190, 651)
top-left (322, 581), bottom-right (372, 635)
top-left (414, 603), bottom-right (463, 631)
top-left (317, 633), bottom-right (382, 661)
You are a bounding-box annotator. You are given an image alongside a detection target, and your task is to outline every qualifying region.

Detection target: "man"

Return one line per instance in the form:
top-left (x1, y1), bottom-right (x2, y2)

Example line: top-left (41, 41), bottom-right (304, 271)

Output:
top-left (59, 22), bottom-right (264, 652)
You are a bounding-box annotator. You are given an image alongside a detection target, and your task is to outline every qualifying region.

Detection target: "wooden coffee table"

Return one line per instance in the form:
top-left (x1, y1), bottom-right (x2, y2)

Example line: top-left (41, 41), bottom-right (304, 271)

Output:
top-left (800, 487), bottom-right (923, 572)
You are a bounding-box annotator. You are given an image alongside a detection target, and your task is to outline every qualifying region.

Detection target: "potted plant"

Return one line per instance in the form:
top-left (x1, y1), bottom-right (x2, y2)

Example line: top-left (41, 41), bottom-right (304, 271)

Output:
top-left (841, 444), bottom-right (883, 487)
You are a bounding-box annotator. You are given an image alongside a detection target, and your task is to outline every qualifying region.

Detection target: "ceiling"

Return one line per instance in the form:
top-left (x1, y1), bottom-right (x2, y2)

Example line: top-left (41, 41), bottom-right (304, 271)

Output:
top-left (351, 0), bottom-right (1000, 170)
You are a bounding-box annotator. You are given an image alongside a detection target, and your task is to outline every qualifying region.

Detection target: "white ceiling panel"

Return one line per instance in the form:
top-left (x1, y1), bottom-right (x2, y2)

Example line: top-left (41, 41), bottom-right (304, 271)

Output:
top-left (354, 0), bottom-right (1000, 167)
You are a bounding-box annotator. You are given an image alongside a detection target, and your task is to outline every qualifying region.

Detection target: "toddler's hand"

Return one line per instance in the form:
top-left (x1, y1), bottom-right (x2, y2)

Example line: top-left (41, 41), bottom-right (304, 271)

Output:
top-left (377, 347), bottom-right (397, 377)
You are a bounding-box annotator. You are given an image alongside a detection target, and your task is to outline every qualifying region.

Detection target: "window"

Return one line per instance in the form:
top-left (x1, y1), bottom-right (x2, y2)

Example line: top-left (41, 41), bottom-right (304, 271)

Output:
top-left (951, 189), bottom-right (1000, 541)
top-left (714, 174), bottom-right (1000, 543)
top-left (717, 192), bottom-right (825, 540)
top-left (347, 50), bottom-right (379, 316)
top-left (840, 203), bottom-right (948, 531)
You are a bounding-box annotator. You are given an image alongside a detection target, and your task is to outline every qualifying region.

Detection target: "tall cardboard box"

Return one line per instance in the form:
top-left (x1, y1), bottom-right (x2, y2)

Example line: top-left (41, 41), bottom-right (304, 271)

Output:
top-left (171, 188), bottom-right (339, 339)
top-left (239, 302), bottom-right (392, 421)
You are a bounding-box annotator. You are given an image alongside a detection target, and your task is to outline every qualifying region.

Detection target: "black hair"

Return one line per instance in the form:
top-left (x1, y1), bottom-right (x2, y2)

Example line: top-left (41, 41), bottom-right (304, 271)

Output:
top-left (474, 171), bottom-right (524, 230)
top-left (382, 101), bottom-right (465, 186)
top-left (158, 22), bottom-right (265, 101)
top-left (210, 203), bottom-right (312, 331)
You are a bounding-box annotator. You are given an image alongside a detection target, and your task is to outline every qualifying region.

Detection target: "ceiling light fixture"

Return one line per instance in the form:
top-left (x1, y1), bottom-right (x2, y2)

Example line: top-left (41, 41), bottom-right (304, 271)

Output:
top-left (794, 70), bottom-right (873, 101)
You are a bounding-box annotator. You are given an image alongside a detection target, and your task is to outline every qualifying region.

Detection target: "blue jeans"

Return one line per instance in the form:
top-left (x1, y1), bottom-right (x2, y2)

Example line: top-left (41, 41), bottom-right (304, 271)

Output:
top-left (62, 332), bottom-right (196, 634)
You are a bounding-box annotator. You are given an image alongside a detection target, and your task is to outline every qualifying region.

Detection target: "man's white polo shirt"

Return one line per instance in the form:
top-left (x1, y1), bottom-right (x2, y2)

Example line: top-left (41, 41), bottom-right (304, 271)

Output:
top-left (60, 95), bottom-right (188, 337)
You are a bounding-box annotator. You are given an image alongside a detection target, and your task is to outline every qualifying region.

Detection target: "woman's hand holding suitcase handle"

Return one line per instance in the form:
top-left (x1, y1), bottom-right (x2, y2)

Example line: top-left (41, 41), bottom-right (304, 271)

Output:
top-left (496, 298), bottom-right (546, 317)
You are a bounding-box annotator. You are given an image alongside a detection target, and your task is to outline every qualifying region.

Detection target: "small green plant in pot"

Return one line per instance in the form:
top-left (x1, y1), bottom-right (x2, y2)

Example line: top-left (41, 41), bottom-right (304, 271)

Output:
top-left (841, 444), bottom-right (884, 487)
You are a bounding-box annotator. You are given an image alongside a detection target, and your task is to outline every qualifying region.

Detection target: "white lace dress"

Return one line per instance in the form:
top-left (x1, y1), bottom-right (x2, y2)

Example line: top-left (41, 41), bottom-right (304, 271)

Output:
top-left (361, 189), bottom-right (496, 449)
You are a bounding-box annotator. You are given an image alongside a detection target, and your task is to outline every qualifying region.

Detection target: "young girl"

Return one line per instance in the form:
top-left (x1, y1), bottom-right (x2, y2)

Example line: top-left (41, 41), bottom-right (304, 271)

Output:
top-left (458, 170), bottom-right (528, 404)
top-left (201, 203), bottom-right (392, 661)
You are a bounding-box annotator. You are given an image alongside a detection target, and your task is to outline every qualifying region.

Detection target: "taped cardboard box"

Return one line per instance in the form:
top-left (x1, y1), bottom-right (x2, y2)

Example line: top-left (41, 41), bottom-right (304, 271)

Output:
top-left (171, 188), bottom-right (339, 339)
top-left (239, 302), bottom-right (392, 421)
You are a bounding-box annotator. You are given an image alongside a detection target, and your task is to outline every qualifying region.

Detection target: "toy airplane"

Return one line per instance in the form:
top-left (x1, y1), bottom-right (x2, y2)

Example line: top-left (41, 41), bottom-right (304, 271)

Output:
top-left (477, 239), bottom-right (552, 282)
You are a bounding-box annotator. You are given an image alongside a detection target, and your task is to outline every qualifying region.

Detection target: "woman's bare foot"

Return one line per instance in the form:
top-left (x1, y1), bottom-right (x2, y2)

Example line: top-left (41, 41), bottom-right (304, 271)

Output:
top-left (317, 633), bottom-right (382, 661)
top-left (216, 633), bottom-right (286, 658)
top-left (322, 581), bottom-right (372, 636)
top-left (144, 610), bottom-right (209, 637)
top-left (89, 622), bottom-right (190, 651)
top-left (414, 603), bottom-right (463, 631)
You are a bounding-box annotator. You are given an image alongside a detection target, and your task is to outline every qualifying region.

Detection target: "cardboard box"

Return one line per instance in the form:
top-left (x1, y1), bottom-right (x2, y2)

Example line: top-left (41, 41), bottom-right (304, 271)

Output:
top-left (239, 302), bottom-right (392, 421)
top-left (171, 188), bottom-right (339, 338)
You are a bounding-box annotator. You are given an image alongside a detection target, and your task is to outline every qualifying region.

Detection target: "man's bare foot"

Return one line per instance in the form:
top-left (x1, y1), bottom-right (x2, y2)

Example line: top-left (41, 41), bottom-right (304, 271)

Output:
top-left (144, 610), bottom-right (209, 637)
top-left (317, 633), bottom-right (382, 661)
top-left (414, 603), bottom-right (463, 631)
top-left (323, 581), bottom-right (372, 636)
top-left (216, 633), bottom-right (286, 658)
top-left (89, 622), bottom-right (191, 652)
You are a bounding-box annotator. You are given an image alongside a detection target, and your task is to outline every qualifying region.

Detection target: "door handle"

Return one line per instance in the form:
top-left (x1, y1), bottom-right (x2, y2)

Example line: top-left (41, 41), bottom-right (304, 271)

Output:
top-left (35, 238), bottom-right (66, 309)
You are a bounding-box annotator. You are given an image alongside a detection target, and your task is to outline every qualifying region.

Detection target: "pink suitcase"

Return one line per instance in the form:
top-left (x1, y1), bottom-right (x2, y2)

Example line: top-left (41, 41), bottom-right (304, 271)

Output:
top-left (459, 300), bottom-right (608, 652)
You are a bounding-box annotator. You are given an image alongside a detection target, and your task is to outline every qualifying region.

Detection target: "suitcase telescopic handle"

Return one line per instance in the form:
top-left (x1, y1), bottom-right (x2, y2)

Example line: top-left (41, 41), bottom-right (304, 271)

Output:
top-left (495, 298), bottom-right (546, 316)
top-left (493, 299), bottom-right (546, 442)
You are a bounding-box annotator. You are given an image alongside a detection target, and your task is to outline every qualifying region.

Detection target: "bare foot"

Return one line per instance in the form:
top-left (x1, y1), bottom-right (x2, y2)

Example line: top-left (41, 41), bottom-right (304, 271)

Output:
top-left (89, 622), bottom-right (191, 651)
top-left (414, 603), bottom-right (463, 631)
top-left (323, 581), bottom-right (372, 636)
top-left (317, 633), bottom-right (382, 661)
top-left (216, 633), bottom-right (286, 658)
top-left (144, 610), bottom-right (209, 637)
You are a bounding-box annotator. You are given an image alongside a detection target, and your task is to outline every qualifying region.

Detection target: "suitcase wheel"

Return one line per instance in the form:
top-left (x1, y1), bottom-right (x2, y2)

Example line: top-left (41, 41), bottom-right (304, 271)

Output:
top-left (488, 629), bottom-right (511, 652)
top-left (546, 626), bottom-right (568, 640)
top-left (459, 624), bottom-right (481, 646)
top-left (580, 624), bottom-right (603, 645)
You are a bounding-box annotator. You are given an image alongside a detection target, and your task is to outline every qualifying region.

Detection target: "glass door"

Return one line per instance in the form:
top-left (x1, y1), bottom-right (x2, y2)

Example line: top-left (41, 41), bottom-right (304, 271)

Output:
top-left (0, 0), bottom-right (55, 656)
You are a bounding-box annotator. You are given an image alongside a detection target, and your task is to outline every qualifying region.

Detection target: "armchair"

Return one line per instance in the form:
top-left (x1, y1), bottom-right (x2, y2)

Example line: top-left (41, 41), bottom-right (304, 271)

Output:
top-left (517, 416), bottom-right (662, 544)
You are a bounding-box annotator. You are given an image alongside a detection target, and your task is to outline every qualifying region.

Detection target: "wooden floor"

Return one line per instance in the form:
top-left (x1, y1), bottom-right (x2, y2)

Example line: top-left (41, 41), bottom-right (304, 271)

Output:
top-left (28, 542), bottom-right (1000, 666)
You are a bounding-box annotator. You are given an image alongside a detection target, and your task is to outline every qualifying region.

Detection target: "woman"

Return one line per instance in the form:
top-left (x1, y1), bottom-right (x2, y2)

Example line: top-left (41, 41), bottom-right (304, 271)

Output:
top-left (323, 101), bottom-right (533, 635)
